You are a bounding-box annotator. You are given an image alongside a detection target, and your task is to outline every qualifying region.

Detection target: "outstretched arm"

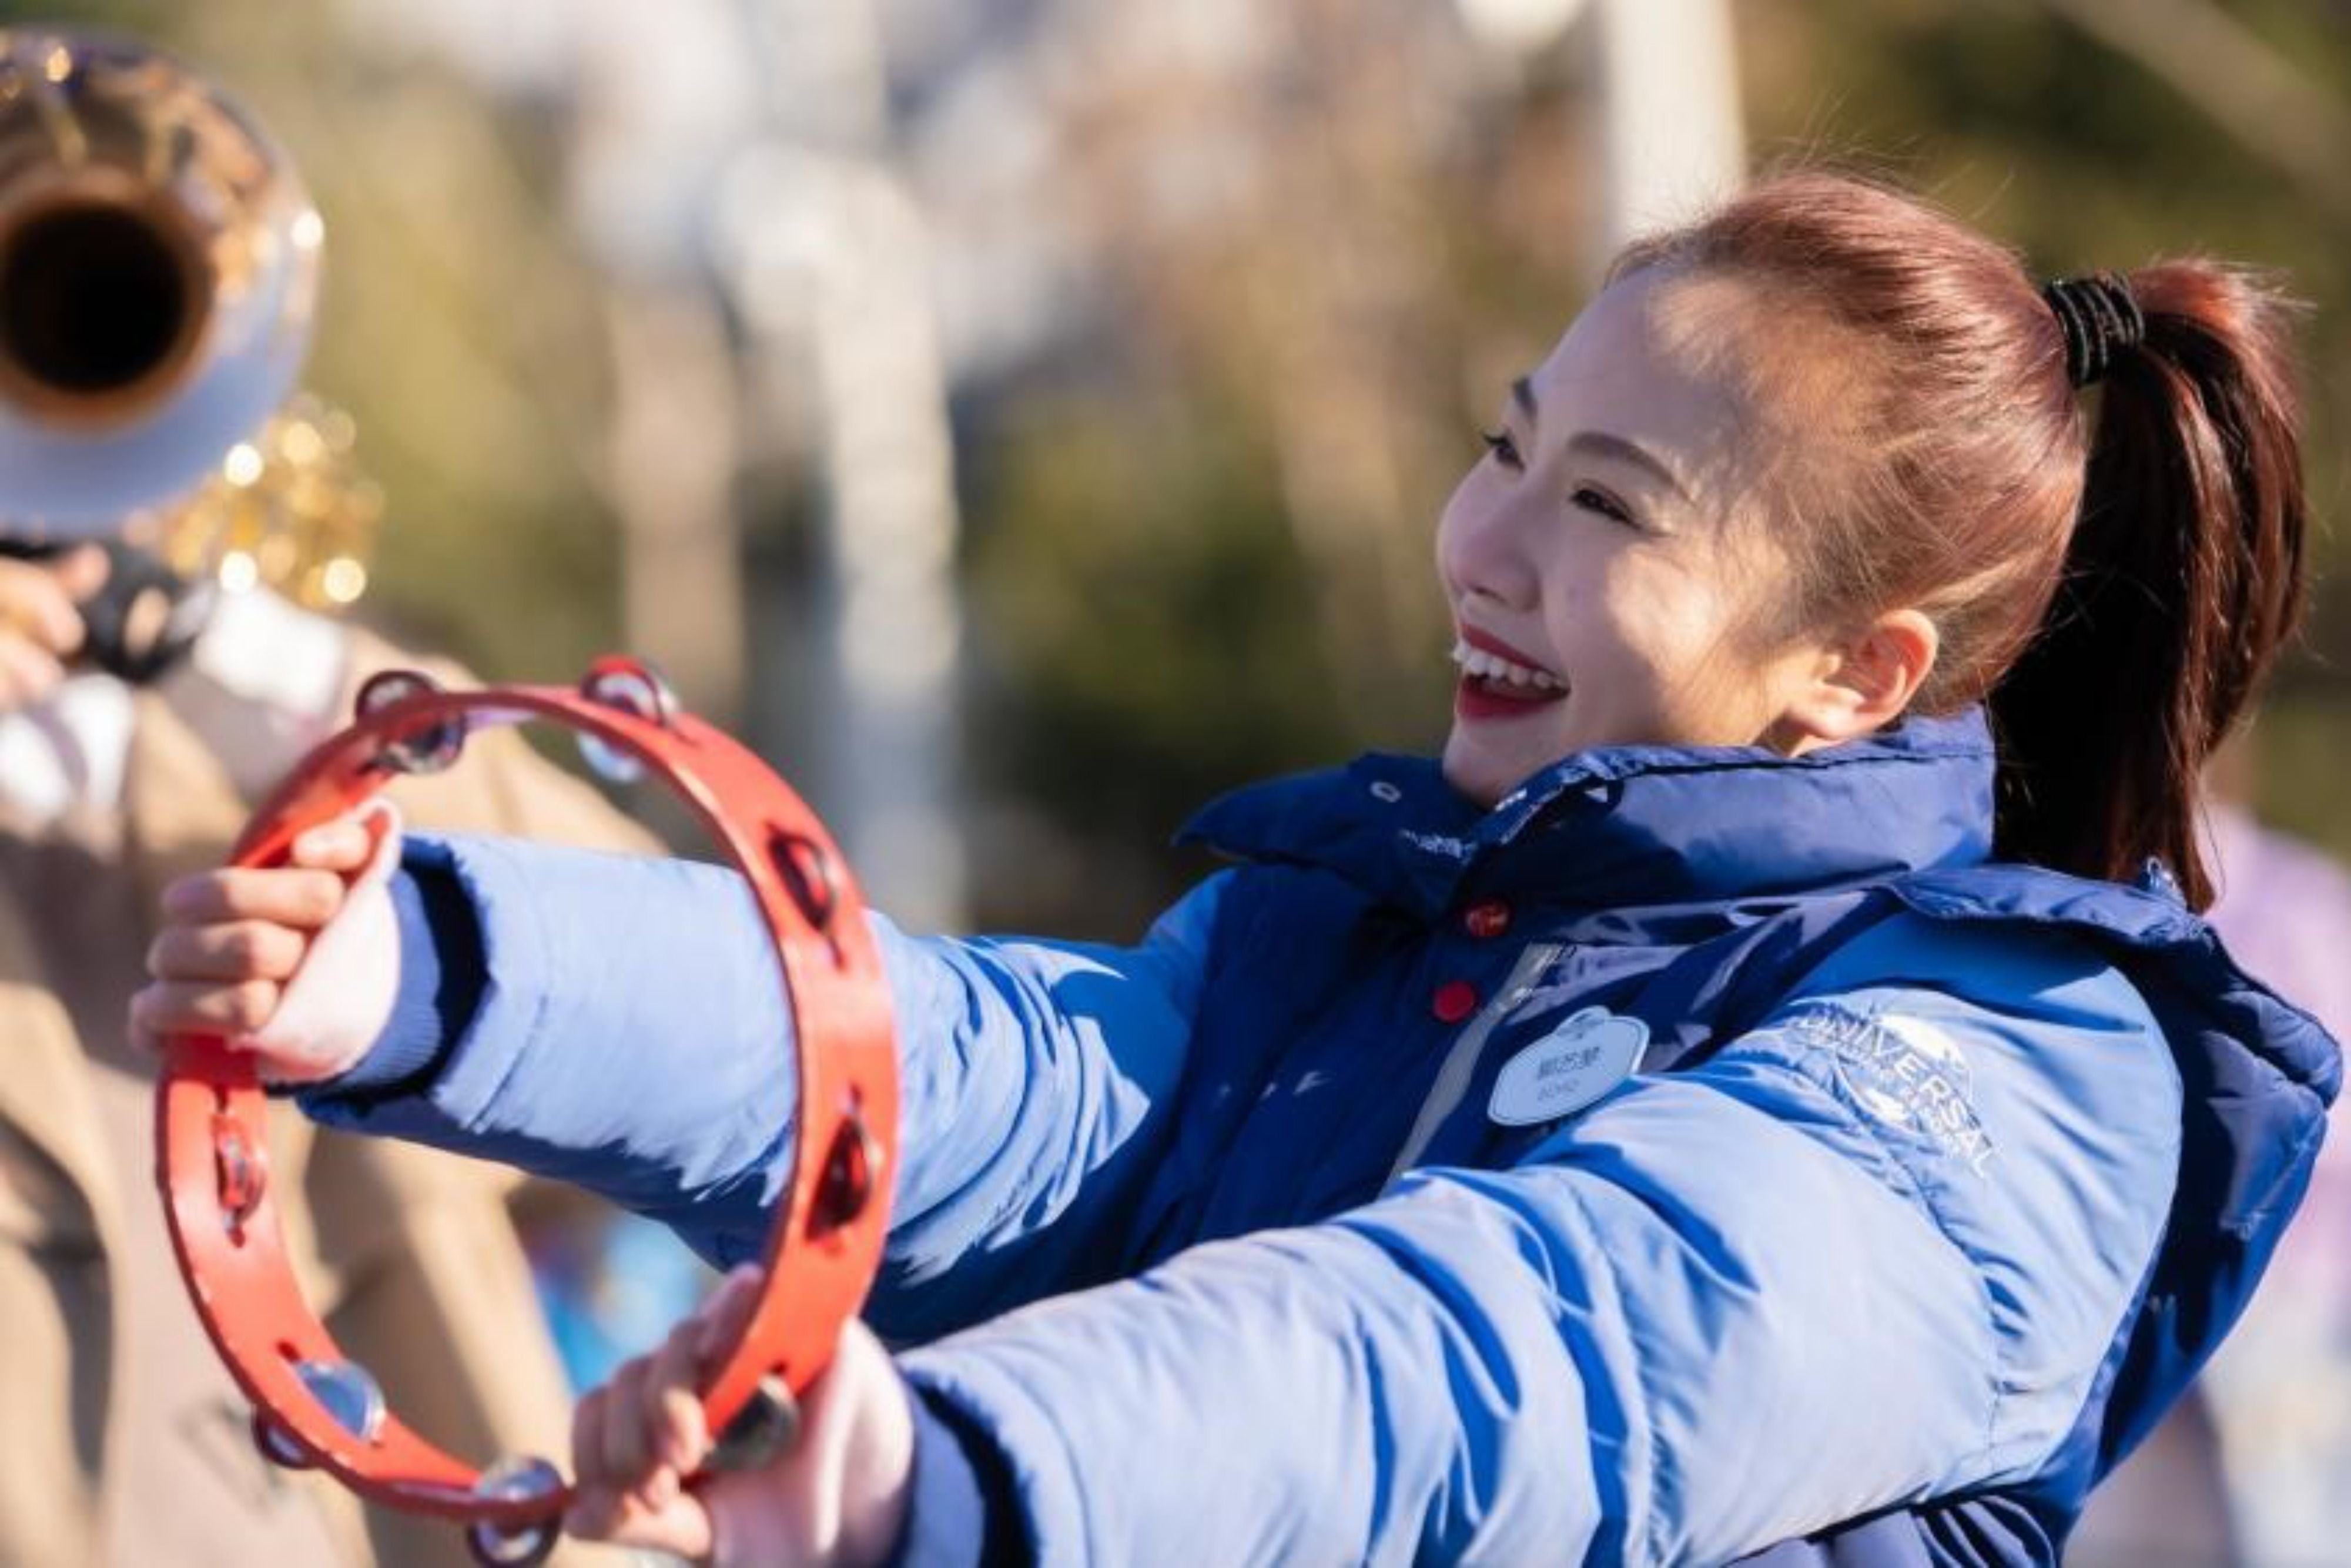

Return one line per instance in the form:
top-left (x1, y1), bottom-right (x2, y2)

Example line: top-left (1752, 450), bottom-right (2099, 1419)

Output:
top-left (140, 823), bottom-right (1225, 1321)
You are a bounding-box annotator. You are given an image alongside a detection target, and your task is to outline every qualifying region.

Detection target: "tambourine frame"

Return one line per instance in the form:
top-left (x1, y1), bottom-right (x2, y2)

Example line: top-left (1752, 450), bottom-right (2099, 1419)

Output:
top-left (154, 657), bottom-right (897, 1559)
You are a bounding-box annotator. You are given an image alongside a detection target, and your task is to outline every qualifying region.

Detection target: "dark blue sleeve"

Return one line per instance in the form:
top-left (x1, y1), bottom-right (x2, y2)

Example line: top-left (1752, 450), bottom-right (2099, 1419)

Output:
top-left (315, 845), bottom-right (483, 1098)
top-left (888, 1389), bottom-right (1027, 1567)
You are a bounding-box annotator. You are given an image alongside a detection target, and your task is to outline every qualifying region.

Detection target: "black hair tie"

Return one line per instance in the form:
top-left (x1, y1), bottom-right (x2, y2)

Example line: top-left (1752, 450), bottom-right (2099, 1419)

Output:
top-left (2039, 272), bottom-right (2145, 388)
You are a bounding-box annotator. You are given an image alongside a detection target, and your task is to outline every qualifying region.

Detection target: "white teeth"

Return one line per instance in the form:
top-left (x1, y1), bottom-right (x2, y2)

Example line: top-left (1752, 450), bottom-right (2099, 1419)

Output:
top-left (1450, 638), bottom-right (1563, 691)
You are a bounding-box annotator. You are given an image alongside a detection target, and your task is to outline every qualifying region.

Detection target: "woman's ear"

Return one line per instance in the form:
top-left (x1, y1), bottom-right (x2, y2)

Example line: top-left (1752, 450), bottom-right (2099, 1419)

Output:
top-left (1772, 609), bottom-right (1938, 751)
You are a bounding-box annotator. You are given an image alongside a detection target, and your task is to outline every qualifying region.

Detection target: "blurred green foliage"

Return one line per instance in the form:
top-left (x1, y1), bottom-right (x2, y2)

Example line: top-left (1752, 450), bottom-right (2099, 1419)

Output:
top-left (1737, 0), bottom-right (2351, 855)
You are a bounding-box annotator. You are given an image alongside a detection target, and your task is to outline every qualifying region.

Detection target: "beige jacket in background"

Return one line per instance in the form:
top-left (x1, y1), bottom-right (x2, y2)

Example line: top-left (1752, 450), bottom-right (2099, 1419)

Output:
top-left (0, 625), bottom-right (658, 1567)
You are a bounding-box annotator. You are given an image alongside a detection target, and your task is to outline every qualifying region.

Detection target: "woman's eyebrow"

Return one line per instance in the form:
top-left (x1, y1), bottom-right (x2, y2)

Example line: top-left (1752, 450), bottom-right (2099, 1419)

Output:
top-left (1565, 431), bottom-right (1690, 500)
top-left (1508, 377), bottom-right (1689, 501)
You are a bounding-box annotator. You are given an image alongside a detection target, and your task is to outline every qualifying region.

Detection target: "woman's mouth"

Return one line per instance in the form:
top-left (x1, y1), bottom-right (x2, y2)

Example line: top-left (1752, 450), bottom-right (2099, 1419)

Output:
top-left (1451, 636), bottom-right (1569, 721)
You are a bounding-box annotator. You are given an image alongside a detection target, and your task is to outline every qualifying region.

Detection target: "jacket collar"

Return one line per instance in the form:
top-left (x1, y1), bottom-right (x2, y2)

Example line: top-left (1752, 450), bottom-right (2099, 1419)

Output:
top-left (1178, 709), bottom-right (1997, 920)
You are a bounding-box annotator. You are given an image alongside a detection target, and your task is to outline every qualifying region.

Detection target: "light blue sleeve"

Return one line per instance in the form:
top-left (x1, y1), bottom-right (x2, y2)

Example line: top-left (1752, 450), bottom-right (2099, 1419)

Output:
top-left (304, 835), bottom-right (1225, 1322)
top-left (896, 917), bottom-right (2183, 1564)
top-left (873, 881), bottom-right (1227, 1334)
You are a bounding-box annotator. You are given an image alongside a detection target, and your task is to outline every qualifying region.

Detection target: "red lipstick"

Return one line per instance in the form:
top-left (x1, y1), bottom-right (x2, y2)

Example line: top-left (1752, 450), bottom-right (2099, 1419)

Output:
top-left (1452, 626), bottom-right (1568, 722)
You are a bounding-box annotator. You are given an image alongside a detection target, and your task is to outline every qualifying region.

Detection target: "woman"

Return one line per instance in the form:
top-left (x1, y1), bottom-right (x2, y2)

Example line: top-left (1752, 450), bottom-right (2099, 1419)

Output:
top-left (136, 172), bottom-right (2336, 1564)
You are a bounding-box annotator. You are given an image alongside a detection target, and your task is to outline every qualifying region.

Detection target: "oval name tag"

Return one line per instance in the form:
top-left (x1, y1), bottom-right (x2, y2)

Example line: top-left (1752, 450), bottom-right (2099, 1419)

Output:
top-left (1488, 1007), bottom-right (1649, 1127)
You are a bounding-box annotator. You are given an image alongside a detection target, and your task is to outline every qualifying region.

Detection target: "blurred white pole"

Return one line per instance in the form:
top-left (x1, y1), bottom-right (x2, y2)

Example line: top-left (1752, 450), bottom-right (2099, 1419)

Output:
top-left (1589, 0), bottom-right (1746, 262)
top-left (733, 0), bottom-right (969, 932)
top-left (805, 172), bottom-right (967, 932)
top-left (604, 289), bottom-right (746, 721)
top-left (1456, 0), bottom-right (1590, 55)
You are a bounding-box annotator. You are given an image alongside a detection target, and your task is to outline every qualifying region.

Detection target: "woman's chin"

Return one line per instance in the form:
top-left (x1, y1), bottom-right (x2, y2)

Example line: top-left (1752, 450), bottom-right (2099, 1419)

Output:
top-left (1441, 732), bottom-right (1543, 809)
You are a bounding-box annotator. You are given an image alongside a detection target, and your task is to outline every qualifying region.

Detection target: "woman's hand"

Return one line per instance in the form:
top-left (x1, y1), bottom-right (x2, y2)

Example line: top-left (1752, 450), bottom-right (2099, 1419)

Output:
top-left (0, 547), bottom-right (107, 709)
top-left (132, 803), bottom-right (406, 1083)
top-left (566, 1265), bottom-right (916, 1567)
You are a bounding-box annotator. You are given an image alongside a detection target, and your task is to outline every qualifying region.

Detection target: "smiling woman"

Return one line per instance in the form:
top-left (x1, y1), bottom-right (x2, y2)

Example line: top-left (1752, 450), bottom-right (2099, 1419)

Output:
top-left (1443, 174), bottom-right (2302, 916)
top-left (136, 170), bottom-right (2335, 1568)
top-left (1437, 264), bottom-right (1882, 800)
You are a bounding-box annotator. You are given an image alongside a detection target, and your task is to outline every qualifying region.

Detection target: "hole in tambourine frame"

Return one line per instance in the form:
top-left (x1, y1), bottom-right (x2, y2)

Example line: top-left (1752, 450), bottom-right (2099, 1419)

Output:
top-left (769, 829), bottom-right (840, 937)
top-left (814, 1101), bottom-right (879, 1234)
top-left (211, 1110), bottom-right (267, 1241)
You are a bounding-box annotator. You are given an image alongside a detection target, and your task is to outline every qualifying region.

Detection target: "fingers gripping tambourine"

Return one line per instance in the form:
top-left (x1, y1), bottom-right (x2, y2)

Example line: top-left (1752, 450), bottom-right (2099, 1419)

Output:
top-left (154, 656), bottom-right (899, 1566)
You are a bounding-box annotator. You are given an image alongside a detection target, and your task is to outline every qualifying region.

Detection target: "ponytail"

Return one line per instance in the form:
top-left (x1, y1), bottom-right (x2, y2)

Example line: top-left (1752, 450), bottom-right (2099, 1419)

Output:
top-left (1614, 175), bottom-right (2312, 910)
top-left (1988, 263), bottom-right (2308, 910)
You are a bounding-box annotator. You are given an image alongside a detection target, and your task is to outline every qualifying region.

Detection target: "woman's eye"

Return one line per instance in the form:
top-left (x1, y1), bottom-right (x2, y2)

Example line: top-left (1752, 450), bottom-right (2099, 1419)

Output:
top-left (1571, 485), bottom-right (1636, 527)
top-left (1479, 428), bottom-right (1522, 469)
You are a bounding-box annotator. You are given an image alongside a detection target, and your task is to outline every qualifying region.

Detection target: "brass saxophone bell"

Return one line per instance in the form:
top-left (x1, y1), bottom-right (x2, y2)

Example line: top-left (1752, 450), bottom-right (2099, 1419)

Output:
top-left (0, 29), bottom-right (318, 535)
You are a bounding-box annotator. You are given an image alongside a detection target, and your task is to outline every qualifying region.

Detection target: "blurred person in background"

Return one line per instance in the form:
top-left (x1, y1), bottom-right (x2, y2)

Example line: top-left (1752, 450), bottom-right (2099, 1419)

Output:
top-left (143, 172), bottom-right (2336, 1566)
top-left (0, 510), bottom-right (657, 1564)
top-left (2075, 744), bottom-right (2351, 1567)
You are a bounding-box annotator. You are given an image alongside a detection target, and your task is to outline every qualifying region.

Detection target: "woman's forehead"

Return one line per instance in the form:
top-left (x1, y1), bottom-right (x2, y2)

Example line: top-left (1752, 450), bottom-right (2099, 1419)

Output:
top-left (1536, 268), bottom-right (1883, 507)
top-left (1528, 272), bottom-right (1757, 500)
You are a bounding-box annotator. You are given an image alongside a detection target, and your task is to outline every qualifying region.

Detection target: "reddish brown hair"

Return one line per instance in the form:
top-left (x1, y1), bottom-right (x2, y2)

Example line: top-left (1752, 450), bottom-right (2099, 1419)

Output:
top-left (1613, 172), bottom-right (2308, 909)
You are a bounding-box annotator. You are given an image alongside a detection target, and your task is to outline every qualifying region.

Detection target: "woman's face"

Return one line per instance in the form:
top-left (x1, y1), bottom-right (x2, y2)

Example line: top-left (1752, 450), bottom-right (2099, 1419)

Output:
top-left (1436, 268), bottom-right (1826, 806)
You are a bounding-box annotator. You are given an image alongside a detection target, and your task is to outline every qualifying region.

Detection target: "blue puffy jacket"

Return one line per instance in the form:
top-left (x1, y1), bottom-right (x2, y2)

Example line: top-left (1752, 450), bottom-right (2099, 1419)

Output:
top-left (309, 711), bottom-right (2338, 1565)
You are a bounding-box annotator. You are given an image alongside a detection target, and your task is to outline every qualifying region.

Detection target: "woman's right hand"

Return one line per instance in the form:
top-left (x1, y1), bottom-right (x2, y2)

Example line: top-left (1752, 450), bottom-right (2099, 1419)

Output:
top-left (0, 546), bottom-right (108, 709)
top-left (564, 1266), bottom-right (917, 1567)
top-left (132, 805), bottom-right (408, 1084)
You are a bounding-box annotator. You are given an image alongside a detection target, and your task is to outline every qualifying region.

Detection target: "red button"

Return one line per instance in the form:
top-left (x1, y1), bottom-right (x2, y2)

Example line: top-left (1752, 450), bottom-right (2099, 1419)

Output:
top-left (1463, 900), bottom-right (1512, 940)
top-left (1431, 981), bottom-right (1479, 1023)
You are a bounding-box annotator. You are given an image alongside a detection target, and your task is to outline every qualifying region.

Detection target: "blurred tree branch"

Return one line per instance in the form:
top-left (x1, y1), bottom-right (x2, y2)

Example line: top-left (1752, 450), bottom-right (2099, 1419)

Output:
top-left (2037, 0), bottom-right (2351, 222)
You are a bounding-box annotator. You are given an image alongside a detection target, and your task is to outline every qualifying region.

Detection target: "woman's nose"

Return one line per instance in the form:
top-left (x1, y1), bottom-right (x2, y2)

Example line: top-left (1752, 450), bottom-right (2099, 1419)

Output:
top-left (1439, 480), bottom-right (1541, 614)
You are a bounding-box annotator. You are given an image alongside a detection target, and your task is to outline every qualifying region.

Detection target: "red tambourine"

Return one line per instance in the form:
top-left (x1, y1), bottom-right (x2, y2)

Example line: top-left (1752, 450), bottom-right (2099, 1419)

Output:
top-left (155, 656), bottom-right (898, 1565)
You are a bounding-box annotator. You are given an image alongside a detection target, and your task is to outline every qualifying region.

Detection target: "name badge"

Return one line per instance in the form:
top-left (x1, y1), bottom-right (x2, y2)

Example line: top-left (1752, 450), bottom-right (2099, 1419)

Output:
top-left (1488, 1007), bottom-right (1649, 1127)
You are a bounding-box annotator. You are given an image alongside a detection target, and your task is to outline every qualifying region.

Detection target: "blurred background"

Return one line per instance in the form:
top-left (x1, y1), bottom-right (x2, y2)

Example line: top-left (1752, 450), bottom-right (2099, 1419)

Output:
top-left (4, 2), bottom-right (2349, 1562)
top-left (12, 0), bottom-right (2346, 944)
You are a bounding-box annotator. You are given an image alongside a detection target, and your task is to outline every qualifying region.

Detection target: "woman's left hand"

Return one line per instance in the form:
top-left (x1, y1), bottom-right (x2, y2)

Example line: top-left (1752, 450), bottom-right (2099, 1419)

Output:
top-left (564, 1265), bottom-right (916, 1567)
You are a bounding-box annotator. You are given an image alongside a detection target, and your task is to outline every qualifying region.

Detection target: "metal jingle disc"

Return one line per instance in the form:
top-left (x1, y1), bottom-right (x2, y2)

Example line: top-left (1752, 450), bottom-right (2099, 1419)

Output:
top-left (354, 667), bottom-right (465, 775)
top-left (465, 1455), bottom-right (565, 1567)
top-left (464, 1517), bottom-right (557, 1568)
top-left (251, 1410), bottom-right (314, 1471)
top-left (574, 655), bottom-right (677, 785)
top-left (574, 730), bottom-right (642, 786)
top-left (709, 1372), bottom-right (801, 1473)
top-left (580, 655), bottom-right (676, 725)
top-left (298, 1357), bottom-right (389, 1443)
top-left (247, 1359), bottom-right (385, 1470)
